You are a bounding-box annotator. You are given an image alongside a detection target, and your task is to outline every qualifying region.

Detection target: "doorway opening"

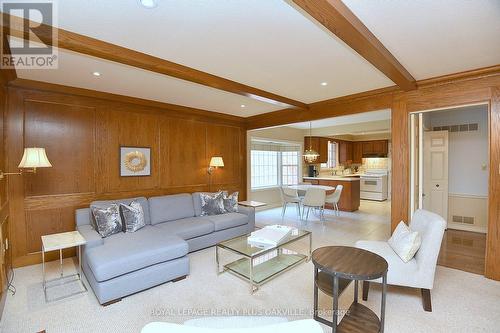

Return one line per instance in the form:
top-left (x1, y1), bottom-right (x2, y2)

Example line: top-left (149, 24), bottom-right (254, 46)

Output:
top-left (246, 109), bottom-right (392, 240)
top-left (409, 104), bottom-right (489, 275)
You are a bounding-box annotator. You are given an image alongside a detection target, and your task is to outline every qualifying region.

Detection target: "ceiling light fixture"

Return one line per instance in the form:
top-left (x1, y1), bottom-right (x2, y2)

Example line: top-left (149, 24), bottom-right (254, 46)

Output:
top-left (92, 71), bottom-right (101, 77)
top-left (320, 82), bottom-right (328, 86)
top-left (304, 122), bottom-right (320, 163)
top-left (139, 0), bottom-right (158, 9)
top-left (240, 104), bottom-right (246, 108)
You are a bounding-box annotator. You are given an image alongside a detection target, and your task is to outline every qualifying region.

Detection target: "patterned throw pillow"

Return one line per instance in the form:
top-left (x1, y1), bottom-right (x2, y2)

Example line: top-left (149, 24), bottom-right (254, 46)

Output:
top-left (223, 191), bottom-right (239, 213)
top-left (91, 204), bottom-right (123, 238)
top-left (120, 201), bottom-right (146, 233)
top-left (200, 191), bottom-right (225, 216)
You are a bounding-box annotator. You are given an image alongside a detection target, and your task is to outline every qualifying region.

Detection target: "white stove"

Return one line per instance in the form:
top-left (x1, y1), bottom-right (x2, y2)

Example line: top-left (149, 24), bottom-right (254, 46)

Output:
top-left (360, 169), bottom-right (388, 201)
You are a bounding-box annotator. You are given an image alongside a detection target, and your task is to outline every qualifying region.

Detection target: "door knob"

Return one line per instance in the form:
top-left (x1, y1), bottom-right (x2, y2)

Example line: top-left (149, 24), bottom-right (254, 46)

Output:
top-left (436, 184), bottom-right (440, 188)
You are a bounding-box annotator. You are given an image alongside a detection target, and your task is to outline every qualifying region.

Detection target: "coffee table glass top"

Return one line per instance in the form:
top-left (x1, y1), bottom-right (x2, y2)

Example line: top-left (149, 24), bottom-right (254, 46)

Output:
top-left (217, 228), bottom-right (310, 258)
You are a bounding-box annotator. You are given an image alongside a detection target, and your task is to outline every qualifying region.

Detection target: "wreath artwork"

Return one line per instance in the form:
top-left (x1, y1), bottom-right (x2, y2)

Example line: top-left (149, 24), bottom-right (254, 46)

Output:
top-left (124, 151), bottom-right (147, 172)
top-left (120, 147), bottom-right (151, 176)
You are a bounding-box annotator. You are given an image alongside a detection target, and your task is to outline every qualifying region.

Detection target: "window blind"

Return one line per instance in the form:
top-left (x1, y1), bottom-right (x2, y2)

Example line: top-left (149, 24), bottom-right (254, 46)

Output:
top-left (251, 140), bottom-right (300, 152)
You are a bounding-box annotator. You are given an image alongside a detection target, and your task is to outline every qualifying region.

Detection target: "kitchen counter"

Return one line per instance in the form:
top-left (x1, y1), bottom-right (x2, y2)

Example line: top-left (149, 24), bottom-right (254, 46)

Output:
top-left (303, 176), bottom-right (361, 182)
top-left (302, 177), bottom-right (360, 212)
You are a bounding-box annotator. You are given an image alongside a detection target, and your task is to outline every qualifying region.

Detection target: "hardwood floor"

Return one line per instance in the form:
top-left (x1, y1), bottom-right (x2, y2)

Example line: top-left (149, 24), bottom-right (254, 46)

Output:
top-left (438, 229), bottom-right (486, 275)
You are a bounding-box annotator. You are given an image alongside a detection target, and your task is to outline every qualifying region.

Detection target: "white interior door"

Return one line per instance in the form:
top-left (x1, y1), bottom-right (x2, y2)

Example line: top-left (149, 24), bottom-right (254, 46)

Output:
top-left (423, 131), bottom-right (449, 222)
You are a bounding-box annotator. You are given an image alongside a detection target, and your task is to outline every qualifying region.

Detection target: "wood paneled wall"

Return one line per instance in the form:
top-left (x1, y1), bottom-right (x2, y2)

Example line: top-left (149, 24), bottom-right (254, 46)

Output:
top-left (5, 86), bottom-right (247, 267)
top-left (0, 74), bottom-right (11, 318)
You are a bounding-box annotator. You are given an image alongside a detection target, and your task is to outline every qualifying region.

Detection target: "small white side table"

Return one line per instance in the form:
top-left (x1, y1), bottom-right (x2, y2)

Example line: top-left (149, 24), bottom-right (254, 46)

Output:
top-left (41, 230), bottom-right (87, 302)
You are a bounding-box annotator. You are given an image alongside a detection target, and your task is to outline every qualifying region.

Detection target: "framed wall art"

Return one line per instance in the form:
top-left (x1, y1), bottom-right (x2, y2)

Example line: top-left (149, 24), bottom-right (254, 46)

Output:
top-left (120, 146), bottom-right (151, 177)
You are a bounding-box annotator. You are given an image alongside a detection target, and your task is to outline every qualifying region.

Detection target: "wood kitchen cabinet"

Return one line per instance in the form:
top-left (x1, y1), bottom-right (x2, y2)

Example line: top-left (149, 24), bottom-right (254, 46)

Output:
top-left (372, 140), bottom-right (388, 155)
top-left (304, 136), bottom-right (328, 164)
top-left (318, 137), bottom-right (328, 163)
top-left (302, 177), bottom-right (360, 211)
top-left (352, 142), bottom-right (363, 164)
top-left (361, 140), bottom-right (388, 157)
top-left (318, 179), bottom-right (360, 212)
top-left (338, 140), bottom-right (353, 165)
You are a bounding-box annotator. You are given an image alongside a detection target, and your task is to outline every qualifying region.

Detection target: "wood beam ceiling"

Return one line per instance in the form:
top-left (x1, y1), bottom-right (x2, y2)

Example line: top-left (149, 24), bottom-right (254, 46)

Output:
top-left (2, 13), bottom-right (308, 110)
top-left (289, 0), bottom-right (417, 91)
top-left (246, 65), bottom-right (500, 129)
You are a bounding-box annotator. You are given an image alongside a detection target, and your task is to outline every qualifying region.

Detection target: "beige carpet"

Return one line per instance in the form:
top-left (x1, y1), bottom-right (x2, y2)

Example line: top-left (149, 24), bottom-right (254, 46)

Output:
top-left (1, 203), bottom-right (499, 333)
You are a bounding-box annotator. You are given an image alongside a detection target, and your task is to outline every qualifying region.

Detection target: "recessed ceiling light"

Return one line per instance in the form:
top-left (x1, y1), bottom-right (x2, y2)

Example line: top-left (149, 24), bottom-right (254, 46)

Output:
top-left (139, 0), bottom-right (158, 8)
top-left (320, 82), bottom-right (328, 86)
top-left (240, 104), bottom-right (246, 108)
top-left (92, 71), bottom-right (101, 77)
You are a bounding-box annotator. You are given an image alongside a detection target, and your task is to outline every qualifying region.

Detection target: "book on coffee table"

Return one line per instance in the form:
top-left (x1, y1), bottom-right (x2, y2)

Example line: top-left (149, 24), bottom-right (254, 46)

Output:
top-left (247, 225), bottom-right (293, 248)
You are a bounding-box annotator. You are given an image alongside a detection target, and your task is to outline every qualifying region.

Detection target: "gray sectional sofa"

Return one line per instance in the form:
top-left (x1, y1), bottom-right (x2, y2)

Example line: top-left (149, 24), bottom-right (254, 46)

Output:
top-left (75, 193), bottom-right (255, 305)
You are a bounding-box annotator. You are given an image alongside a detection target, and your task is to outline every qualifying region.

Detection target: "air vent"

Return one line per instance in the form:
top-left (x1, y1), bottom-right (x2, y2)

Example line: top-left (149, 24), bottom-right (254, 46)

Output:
top-left (433, 123), bottom-right (478, 132)
top-left (452, 215), bottom-right (475, 224)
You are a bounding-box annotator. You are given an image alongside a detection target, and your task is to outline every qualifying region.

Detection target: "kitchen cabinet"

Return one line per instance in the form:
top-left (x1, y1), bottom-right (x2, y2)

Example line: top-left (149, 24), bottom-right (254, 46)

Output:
top-left (362, 140), bottom-right (388, 157)
top-left (319, 137), bottom-right (328, 163)
top-left (338, 140), bottom-right (353, 165)
top-left (362, 141), bottom-right (374, 154)
top-left (304, 136), bottom-right (328, 164)
top-left (303, 178), bottom-right (360, 212)
top-left (353, 142), bottom-right (363, 164)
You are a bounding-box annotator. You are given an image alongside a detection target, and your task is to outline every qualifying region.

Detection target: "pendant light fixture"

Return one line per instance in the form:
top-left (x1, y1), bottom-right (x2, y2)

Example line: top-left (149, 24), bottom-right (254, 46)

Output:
top-left (304, 122), bottom-right (319, 163)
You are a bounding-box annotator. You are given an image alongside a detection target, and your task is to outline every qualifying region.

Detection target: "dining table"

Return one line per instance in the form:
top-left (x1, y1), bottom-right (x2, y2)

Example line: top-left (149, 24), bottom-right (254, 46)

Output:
top-left (288, 184), bottom-right (336, 194)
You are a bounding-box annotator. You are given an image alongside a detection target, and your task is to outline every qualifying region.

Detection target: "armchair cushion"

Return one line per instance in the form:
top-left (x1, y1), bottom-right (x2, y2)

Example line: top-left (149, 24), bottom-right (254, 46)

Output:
top-left (388, 221), bottom-right (422, 263)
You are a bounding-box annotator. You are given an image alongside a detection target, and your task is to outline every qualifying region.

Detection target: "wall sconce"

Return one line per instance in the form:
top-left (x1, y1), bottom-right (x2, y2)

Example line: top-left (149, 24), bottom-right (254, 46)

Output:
top-left (0, 147), bottom-right (52, 180)
top-left (207, 156), bottom-right (224, 175)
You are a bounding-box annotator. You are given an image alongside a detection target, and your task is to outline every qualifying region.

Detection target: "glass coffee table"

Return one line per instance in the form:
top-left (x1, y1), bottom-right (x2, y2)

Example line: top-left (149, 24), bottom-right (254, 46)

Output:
top-left (216, 228), bottom-right (312, 294)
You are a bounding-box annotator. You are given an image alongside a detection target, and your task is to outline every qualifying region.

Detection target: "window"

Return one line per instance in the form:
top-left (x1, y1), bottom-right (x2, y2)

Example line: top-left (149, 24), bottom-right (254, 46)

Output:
top-left (281, 151), bottom-right (299, 185)
top-left (251, 150), bottom-right (279, 188)
top-left (321, 141), bottom-right (338, 169)
top-left (251, 140), bottom-right (300, 189)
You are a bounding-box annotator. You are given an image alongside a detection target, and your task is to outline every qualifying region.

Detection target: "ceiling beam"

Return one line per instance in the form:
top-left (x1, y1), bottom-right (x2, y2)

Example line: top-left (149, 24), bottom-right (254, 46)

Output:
top-left (289, 0), bottom-right (417, 91)
top-left (2, 13), bottom-right (308, 110)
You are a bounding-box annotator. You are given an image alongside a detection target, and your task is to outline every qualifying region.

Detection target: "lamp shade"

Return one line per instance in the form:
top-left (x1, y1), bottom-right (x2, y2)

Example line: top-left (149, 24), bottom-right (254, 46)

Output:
top-left (18, 148), bottom-right (52, 168)
top-left (209, 156), bottom-right (224, 168)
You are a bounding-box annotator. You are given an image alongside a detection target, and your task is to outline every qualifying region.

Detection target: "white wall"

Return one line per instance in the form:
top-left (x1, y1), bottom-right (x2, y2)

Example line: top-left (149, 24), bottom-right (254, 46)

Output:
top-left (246, 127), bottom-right (304, 208)
top-left (429, 105), bottom-right (489, 196)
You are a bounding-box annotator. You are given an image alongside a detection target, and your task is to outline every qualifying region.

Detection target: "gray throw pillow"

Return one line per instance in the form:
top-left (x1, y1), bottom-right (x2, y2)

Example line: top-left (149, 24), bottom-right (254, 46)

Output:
top-left (223, 191), bottom-right (239, 213)
top-left (91, 204), bottom-right (123, 238)
top-left (120, 201), bottom-right (146, 233)
top-left (200, 191), bottom-right (225, 216)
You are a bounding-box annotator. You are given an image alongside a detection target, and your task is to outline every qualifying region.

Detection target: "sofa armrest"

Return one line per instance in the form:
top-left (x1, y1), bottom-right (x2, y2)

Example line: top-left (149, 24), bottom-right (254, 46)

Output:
top-left (238, 205), bottom-right (255, 231)
top-left (77, 224), bottom-right (103, 249)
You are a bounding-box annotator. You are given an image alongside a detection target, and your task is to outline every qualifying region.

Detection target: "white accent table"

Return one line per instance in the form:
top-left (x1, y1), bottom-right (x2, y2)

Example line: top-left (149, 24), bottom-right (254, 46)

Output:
top-left (41, 230), bottom-right (87, 302)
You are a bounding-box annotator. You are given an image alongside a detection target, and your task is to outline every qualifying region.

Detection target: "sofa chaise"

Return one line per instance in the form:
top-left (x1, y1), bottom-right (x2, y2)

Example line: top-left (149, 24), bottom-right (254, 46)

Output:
top-left (75, 193), bottom-right (255, 305)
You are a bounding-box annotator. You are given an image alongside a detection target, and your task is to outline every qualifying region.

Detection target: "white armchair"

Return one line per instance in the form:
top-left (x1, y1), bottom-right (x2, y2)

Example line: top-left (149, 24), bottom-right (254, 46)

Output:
top-left (355, 209), bottom-right (446, 311)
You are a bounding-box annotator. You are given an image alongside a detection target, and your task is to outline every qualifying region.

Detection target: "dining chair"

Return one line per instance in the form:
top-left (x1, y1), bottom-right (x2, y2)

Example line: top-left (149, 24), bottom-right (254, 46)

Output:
top-left (325, 185), bottom-right (343, 216)
top-left (280, 186), bottom-right (302, 219)
top-left (301, 188), bottom-right (326, 222)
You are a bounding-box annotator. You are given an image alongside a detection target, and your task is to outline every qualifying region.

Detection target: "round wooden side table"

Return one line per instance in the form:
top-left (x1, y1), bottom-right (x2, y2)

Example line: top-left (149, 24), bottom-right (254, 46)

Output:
top-left (312, 246), bottom-right (388, 333)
